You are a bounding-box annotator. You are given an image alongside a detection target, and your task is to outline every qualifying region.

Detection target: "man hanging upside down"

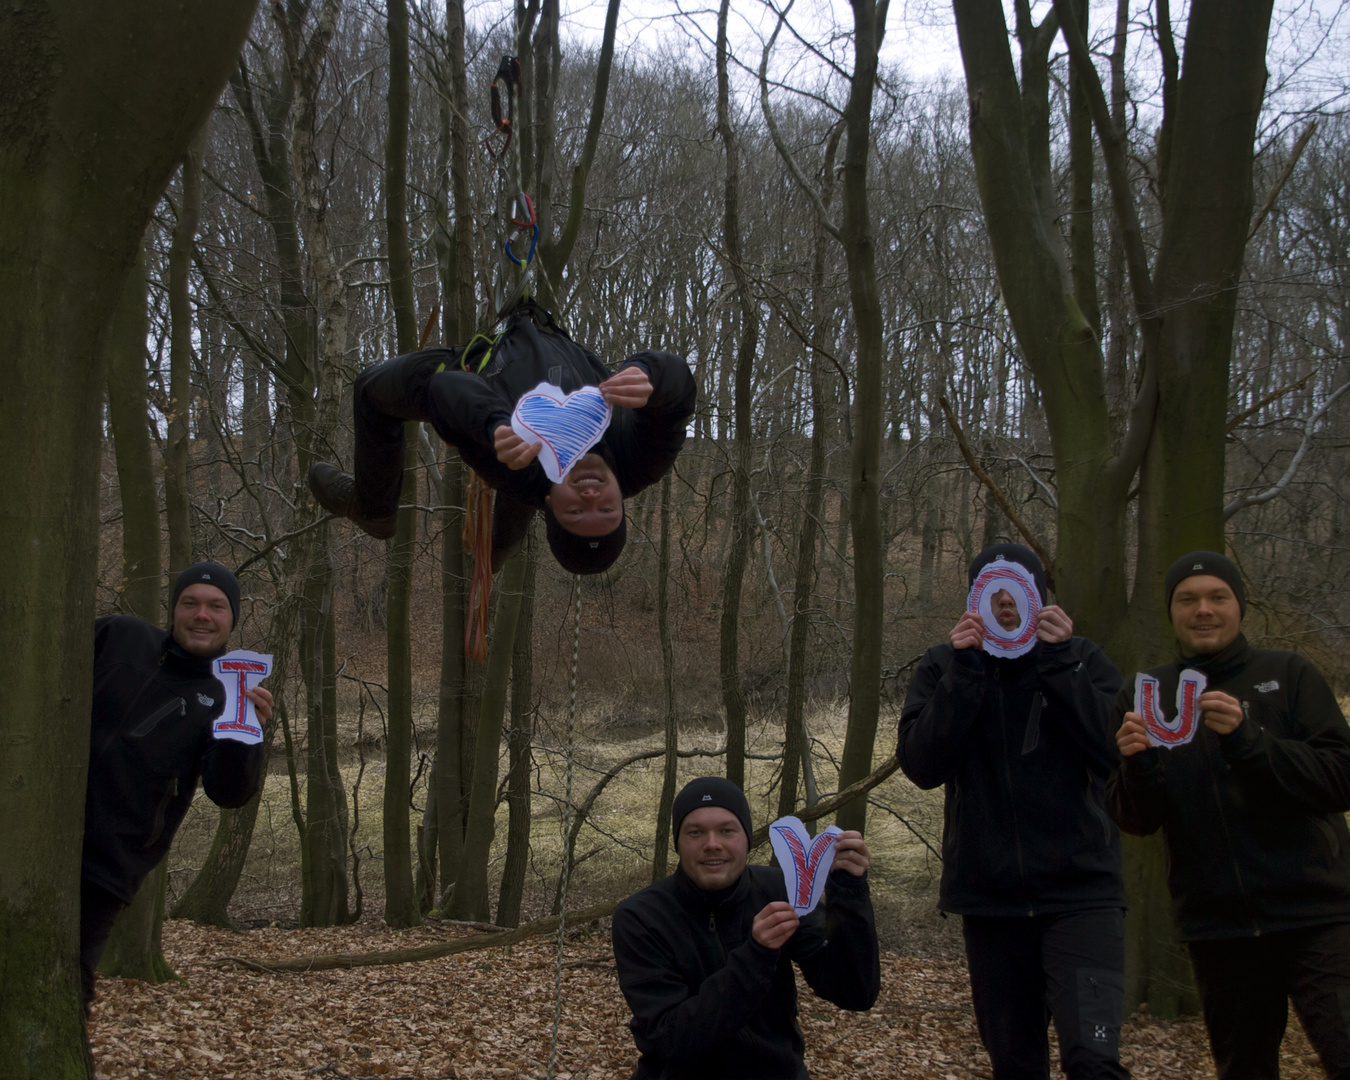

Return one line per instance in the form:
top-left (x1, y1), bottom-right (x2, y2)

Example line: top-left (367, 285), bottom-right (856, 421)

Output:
top-left (309, 300), bottom-right (697, 575)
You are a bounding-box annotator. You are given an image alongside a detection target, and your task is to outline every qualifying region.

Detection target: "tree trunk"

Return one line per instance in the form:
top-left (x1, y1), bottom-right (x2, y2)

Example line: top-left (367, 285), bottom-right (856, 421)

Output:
top-left (835, 0), bottom-right (889, 834)
top-left (0, 1), bottom-right (257, 1072)
top-left (448, 551), bottom-right (529, 921)
top-left (715, 0), bottom-right (756, 790)
top-left (164, 125), bottom-right (208, 580)
top-left (652, 474), bottom-right (678, 880)
top-left (380, 0), bottom-right (421, 931)
top-left (497, 530), bottom-right (538, 927)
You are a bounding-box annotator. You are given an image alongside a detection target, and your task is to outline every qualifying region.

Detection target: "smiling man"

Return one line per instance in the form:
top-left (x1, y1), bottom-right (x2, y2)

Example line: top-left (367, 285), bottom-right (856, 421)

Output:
top-left (1109, 550), bottom-right (1350, 1080)
top-left (81, 563), bottom-right (271, 1032)
top-left (309, 299), bottom-right (695, 575)
top-left (611, 778), bottom-right (879, 1079)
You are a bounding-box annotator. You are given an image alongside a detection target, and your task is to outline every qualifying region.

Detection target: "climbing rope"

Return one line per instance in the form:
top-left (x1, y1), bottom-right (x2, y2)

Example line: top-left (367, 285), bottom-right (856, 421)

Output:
top-left (547, 576), bottom-right (582, 1080)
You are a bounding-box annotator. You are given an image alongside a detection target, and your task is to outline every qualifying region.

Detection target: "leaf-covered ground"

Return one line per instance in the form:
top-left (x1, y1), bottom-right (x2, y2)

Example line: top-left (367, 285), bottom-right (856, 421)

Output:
top-left (88, 919), bottom-right (1328, 1079)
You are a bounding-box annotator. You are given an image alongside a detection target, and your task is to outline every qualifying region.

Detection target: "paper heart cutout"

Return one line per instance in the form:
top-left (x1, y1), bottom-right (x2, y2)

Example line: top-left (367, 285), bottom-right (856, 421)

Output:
top-left (769, 816), bottom-right (842, 916)
top-left (1136, 668), bottom-right (1207, 748)
top-left (510, 382), bottom-right (613, 484)
top-left (213, 650), bottom-right (272, 745)
top-left (968, 559), bottom-right (1041, 658)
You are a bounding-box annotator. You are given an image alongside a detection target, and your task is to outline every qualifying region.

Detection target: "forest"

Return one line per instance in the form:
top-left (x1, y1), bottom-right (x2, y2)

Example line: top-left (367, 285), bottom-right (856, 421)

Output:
top-left (2, 0), bottom-right (1348, 1076)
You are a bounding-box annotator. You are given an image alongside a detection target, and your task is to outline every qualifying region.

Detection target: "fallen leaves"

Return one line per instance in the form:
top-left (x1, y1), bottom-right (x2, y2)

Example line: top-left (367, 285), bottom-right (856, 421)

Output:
top-left (89, 919), bottom-right (1327, 1079)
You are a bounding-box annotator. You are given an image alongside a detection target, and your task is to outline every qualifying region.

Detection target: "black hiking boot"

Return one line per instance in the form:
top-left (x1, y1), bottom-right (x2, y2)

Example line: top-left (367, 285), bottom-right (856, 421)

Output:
top-left (307, 462), bottom-right (398, 540)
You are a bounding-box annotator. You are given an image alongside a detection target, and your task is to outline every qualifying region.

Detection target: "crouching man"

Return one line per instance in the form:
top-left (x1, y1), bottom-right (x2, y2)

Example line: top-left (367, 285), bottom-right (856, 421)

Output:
top-left (612, 778), bottom-right (880, 1079)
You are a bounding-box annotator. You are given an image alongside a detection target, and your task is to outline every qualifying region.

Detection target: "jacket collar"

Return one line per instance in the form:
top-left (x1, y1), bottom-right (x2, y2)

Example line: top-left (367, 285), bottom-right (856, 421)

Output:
top-left (1174, 632), bottom-right (1252, 681)
top-left (672, 862), bottom-right (750, 911)
top-left (164, 629), bottom-right (222, 677)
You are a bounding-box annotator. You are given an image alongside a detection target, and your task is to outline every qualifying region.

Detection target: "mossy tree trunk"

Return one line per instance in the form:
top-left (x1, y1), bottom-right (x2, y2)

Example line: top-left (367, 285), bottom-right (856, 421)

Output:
top-left (951, 0), bottom-right (1275, 1013)
top-left (0, 1), bottom-right (258, 1073)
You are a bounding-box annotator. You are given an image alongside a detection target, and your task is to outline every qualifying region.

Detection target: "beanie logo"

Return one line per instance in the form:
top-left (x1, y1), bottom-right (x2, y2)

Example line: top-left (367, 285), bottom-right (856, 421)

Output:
top-left (1255, 680), bottom-right (1279, 693)
top-left (701, 794), bottom-right (712, 802)
top-left (590, 541), bottom-right (599, 549)
top-left (202, 572), bottom-right (212, 579)
top-left (1192, 563), bottom-right (1203, 570)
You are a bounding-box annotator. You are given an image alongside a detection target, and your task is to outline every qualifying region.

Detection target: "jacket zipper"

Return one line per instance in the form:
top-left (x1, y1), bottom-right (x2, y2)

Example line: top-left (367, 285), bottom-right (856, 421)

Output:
top-left (1202, 714), bottom-right (1260, 936)
top-left (995, 666), bottom-right (1032, 916)
top-left (130, 696), bottom-right (186, 738)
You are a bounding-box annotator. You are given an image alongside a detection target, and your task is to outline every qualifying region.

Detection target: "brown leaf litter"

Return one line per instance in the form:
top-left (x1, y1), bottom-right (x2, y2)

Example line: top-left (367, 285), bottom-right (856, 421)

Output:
top-left (89, 919), bottom-right (1327, 1079)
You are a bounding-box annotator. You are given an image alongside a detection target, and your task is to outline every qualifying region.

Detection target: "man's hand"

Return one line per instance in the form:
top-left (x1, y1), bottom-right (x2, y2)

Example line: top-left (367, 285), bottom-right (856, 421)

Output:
top-left (494, 424), bottom-right (542, 470)
top-left (1036, 605), bottom-right (1073, 643)
top-left (245, 686), bottom-right (274, 725)
top-left (949, 610), bottom-right (985, 651)
top-left (1117, 712), bottom-right (1150, 757)
top-left (1200, 690), bottom-right (1244, 735)
top-left (752, 901), bottom-right (800, 950)
top-left (831, 832), bottom-right (870, 877)
top-left (599, 366), bottom-right (653, 409)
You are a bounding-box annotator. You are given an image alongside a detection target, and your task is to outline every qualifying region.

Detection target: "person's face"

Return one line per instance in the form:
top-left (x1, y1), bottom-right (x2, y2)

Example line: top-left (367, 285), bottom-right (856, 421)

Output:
top-left (990, 587), bottom-right (1021, 631)
top-left (677, 807), bottom-right (748, 892)
top-left (171, 583), bottom-right (234, 657)
top-left (1169, 574), bottom-right (1242, 656)
top-left (545, 453), bottom-right (623, 537)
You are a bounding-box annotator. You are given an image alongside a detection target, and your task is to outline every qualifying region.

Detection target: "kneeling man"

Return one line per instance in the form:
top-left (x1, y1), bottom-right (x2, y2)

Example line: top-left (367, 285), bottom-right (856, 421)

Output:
top-left (612, 778), bottom-right (880, 1079)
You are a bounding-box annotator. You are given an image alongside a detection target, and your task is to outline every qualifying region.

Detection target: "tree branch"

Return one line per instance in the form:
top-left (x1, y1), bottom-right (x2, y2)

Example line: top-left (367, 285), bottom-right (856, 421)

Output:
top-left (938, 396), bottom-right (1057, 591)
top-left (759, 2), bottom-right (843, 244)
top-left (1248, 120), bottom-right (1318, 240)
top-left (1223, 381), bottom-right (1350, 519)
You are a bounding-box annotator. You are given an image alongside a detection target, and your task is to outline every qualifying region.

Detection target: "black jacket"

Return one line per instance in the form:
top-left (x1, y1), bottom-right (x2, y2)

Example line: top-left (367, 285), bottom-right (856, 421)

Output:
top-left (897, 637), bottom-right (1125, 916)
top-left (1106, 634), bottom-right (1350, 940)
top-left (611, 863), bottom-right (880, 1080)
top-left (393, 307), bottom-right (697, 556)
top-left (83, 615), bottom-right (265, 903)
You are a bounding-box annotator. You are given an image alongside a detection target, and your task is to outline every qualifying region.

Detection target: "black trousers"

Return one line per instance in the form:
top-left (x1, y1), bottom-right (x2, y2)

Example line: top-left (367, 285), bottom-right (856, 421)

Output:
top-left (963, 909), bottom-right (1130, 1080)
top-left (352, 352), bottom-right (459, 519)
top-left (1189, 922), bottom-right (1350, 1080)
top-left (80, 878), bottom-right (126, 1016)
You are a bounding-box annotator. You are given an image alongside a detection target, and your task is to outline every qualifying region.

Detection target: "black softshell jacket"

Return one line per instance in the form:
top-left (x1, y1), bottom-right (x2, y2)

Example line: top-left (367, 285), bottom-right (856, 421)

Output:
top-left (1106, 634), bottom-right (1350, 940)
top-left (897, 637), bottom-right (1125, 915)
top-left (374, 308), bottom-right (696, 557)
top-left (83, 616), bottom-right (265, 903)
top-left (611, 864), bottom-right (880, 1080)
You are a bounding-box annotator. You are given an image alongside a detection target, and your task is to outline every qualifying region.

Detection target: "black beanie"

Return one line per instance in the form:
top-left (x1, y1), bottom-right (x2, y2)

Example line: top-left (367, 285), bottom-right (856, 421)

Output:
top-left (968, 542), bottom-right (1049, 604)
top-left (171, 562), bottom-right (241, 629)
top-left (672, 777), bottom-right (753, 847)
top-left (1164, 550), bottom-right (1245, 617)
top-left (545, 506), bottom-right (626, 575)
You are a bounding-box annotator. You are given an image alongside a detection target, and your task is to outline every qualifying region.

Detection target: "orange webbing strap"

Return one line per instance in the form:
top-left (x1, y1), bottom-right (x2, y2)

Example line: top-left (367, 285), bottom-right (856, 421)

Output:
top-left (463, 469), bottom-right (495, 660)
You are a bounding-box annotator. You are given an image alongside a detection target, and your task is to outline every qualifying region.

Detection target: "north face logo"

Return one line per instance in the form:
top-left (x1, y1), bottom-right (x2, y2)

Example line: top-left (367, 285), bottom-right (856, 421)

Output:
top-left (197, 693), bottom-right (215, 707)
top-left (1255, 680), bottom-right (1279, 693)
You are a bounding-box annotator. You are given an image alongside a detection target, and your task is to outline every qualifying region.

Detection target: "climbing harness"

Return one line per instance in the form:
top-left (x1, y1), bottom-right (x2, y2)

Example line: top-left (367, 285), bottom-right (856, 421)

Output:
top-left (547, 577), bottom-right (582, 1080)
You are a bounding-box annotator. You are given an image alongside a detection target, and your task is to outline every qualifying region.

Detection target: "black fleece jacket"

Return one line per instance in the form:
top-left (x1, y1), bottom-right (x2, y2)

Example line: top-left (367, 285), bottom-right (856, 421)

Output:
top-left (83, 615), bottom-right (265, 903)
top-left (612, 864), bottom-right (879, 1080)
top-left (897, 637), bottom-right (1125, 916)
top-left (1107, 634), bottom-right (1350, 940)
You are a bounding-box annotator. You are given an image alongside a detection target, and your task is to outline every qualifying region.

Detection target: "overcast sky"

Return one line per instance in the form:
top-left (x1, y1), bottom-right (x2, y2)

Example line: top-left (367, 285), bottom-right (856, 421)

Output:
top-left (522, 0), bottom-right (1349, 125)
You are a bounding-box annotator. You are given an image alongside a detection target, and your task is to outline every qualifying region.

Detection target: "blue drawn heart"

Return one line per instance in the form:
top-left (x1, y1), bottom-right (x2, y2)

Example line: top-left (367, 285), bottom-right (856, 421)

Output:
top-left (511, 383), bottom-right (613, 483)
